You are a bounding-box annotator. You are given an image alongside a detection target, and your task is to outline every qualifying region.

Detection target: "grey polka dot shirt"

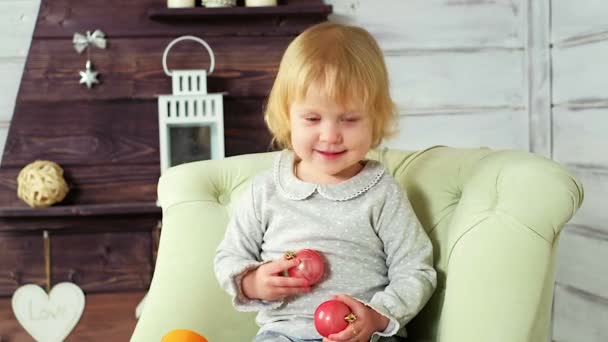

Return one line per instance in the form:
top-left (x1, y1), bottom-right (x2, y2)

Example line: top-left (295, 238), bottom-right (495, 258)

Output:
top-left (214, 150), bottom-right (436, 340)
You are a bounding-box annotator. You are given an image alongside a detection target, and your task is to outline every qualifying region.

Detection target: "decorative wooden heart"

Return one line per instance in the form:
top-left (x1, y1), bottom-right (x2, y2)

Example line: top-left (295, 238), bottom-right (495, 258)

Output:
top-left (11, 282), bottom-right (85, 342)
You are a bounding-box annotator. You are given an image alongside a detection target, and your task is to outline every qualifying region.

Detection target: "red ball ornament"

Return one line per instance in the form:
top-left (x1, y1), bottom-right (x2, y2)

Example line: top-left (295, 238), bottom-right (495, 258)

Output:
top-left (284, 249), bottom-right (325, 285)
top-left (313, 299), bottom-right (356, 337)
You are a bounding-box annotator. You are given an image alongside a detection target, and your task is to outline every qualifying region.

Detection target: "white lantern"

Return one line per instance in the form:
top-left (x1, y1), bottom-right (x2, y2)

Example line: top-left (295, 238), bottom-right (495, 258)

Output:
top-left (158, 36), bottom-right (225, 174)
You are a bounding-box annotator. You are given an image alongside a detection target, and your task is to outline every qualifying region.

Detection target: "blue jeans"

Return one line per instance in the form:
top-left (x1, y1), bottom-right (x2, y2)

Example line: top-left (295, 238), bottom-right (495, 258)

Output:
top-left (253, 330), bottom-right (323, 342)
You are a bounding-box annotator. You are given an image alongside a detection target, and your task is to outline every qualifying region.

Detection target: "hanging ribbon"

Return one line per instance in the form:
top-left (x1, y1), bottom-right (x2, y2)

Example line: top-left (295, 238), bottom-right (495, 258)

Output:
top-left (43, 230), bottom-right (51, 292)
top-left (73, 29), bottom-right (107, 54)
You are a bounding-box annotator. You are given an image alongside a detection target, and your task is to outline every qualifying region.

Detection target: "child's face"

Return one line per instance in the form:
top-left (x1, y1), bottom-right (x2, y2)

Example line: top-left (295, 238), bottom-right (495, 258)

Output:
top-left (289, 84), bottom-right (373, 184)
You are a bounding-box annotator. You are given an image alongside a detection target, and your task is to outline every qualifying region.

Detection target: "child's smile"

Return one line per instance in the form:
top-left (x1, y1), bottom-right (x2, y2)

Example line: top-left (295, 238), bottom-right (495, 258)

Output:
top-left (314, 149), bottom-right (346, 160)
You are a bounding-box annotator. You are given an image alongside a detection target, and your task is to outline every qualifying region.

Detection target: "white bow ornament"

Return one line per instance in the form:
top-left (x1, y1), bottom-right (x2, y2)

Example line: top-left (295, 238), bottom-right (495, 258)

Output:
top-left (73, 30), bottom-right (107, 54)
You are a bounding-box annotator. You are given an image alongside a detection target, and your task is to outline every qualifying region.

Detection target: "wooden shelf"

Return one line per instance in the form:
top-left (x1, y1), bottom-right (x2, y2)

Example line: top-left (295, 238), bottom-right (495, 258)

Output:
top-left (0, 202), bottom-right (160, 218)
top-left (148, 3), bottom-right (332, 20)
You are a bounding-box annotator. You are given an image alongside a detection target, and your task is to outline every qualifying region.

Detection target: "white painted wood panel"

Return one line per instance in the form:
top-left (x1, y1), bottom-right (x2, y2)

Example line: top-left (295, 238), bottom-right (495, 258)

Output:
top-left (553, 284), bottom-right (608, 342)
top-left (325, 0), bottom-right (523, 50)
top-left (553, 108), bottom-right (608, 168)
top-left (556, 225), bottom-right (608, 299)
top-left (0, 0), bottom-right (40, 58)
top-left (383, 110), bottom-right (528, 151)
top-left (527, 0), bottom-right (551, 157)
top-left (565, 168), bottom-right (608, 234)
top-left (0, 57), bottom-right (26, 122)
top-left (0, 0), bottom-right (40, 163)
top-left (552, 40), bottom-right (608, 105)
top-left (551, 2), bottom-right (608, 339)
top-left (386, 50), bottom-right (525, 111)
top-left (551, 0), bottom-right (608, 45)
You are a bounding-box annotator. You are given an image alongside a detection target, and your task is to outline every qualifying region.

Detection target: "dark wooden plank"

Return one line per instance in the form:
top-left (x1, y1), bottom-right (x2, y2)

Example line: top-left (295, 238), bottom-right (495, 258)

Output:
top-left (4, 100), bottom-right (160, 166)
top-left (0, 97), bottom-right (271, 207)
top-left (148, 3), bottom-right (332, 19)
top-left (223, 97), bottom-right (274, 153)
top-left (0, 214), bottom-right (160, 233)
top-left (0, 291), bottom-right (145, 341)
top-left (2, 98), bottom-right (270, 168)
top-left (0, 164), bottom-right (160, 208)
top-left (19, 37), bottom-right (289, 101)
top-left (0, 230), bottom-right (153, 295)
top-left (35, 0), bottom-right (329, 38)
top-left (0, 202), bottom-right (160, 218)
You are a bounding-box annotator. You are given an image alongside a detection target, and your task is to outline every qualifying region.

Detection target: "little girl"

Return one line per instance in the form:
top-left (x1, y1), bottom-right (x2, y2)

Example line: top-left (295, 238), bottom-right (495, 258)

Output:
top-left (214, 22), bottom-right (436, 342)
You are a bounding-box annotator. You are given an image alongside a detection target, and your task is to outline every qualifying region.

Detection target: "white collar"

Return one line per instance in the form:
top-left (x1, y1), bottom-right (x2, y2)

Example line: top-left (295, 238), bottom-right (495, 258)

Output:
top-left (274, 150), bottom-right (385, 201)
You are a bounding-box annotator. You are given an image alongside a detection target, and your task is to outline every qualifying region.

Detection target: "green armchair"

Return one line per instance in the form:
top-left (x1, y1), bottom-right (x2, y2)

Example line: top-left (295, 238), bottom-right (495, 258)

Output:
top-left (131, 146), bottom-right (583, 342)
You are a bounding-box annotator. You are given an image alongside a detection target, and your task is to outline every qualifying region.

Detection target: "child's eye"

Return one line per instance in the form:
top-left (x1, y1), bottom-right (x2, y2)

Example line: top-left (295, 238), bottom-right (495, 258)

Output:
top-left (342, 117), bottom-right (359, 123)
top-left (305, 117), bottom-right (320, 122)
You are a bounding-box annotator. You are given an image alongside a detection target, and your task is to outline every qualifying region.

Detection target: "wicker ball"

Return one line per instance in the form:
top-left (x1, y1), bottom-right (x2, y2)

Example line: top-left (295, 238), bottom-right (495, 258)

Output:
top-left (17, 160), bottom-right (69, 208)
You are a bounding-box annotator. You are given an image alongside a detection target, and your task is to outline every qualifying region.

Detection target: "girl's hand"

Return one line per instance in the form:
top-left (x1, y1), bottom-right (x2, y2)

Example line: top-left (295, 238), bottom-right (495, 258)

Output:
top-left (241, 257), bottom-right (311, 301)
top-left (323, 294), bottom-right (389, 342)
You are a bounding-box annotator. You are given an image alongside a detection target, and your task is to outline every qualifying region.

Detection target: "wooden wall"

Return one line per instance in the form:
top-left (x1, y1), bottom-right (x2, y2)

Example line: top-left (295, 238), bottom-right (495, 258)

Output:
top-left (0, 0), bottom-right (329, 340)
top-left (325, 0), bottom-right (607, 341)
top-left (0, 0), bottom-right (606, 341)
top-left (551, 1), bottom-right (608, 341)
top-left (327, 0), bottom-right (529, 152)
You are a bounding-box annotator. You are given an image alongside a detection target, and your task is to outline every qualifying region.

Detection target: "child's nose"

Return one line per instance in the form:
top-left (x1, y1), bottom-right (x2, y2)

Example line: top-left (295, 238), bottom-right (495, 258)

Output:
top-left (320, 123), bottom-right (342, 143)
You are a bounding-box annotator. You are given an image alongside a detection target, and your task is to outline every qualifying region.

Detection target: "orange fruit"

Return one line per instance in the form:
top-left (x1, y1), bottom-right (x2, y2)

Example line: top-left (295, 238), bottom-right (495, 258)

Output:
top-left (161, 329), bottom-right (208, 342)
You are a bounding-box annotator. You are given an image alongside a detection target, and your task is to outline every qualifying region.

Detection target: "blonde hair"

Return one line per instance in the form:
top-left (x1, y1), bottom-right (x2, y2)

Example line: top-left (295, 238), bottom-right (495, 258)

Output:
top-left (264, 22), bottom-right (397, 149)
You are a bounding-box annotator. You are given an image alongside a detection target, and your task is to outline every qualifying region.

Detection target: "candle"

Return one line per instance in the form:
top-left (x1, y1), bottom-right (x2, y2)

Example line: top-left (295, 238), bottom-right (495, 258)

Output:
top-left (245, 0), bottom-right (277, 6)
top-left (167, 0), bottom-right (195, 8)
top-left (203, 0), bottom-right (236, 7)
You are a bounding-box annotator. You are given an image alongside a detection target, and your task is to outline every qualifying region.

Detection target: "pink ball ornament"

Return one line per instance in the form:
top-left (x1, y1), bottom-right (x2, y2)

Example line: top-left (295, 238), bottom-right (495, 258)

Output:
top-left (284, 249), bottom-right (325, 285)
top-left (313, 299), bottom-right (356, 337)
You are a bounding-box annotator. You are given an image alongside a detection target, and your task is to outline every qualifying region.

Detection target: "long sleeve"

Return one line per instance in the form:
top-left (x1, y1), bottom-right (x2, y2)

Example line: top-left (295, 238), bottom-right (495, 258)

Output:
top-left (367, 183), bottom-right (437, 337)
top-left (213, 180), bottom-right (282, 311)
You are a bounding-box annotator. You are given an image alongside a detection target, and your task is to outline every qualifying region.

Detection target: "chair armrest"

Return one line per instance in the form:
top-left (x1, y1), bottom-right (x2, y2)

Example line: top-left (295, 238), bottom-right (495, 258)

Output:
top-left (131, 153), bottom-right (277, 341)
top-left (449, 150), bottom-right (583, 245)
top-left (438, 151), bottom-right (584, 341)
top-left (131, 201), bottom-right (258, 342)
